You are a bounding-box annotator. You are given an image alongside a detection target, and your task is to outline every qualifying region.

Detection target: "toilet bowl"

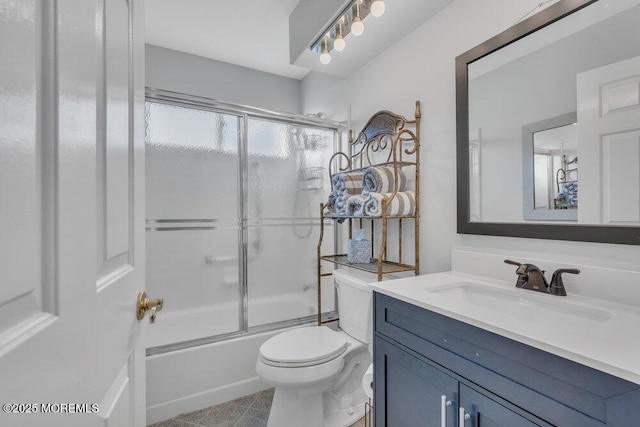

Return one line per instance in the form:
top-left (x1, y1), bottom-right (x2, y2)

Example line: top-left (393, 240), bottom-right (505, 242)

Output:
top-left (255, 269), bottom-right (373, 427)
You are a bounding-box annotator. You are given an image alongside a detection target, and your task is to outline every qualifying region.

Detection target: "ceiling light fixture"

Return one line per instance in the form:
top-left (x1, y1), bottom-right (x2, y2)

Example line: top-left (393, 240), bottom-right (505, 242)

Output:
top-left (310, 0), bottom-right (385, 64)
top-left (370, 0), bottom-right (385, 17)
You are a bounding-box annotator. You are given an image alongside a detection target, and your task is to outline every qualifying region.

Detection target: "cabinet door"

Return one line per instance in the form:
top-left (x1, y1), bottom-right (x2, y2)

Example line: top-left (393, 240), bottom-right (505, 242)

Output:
top-left (376, 337), bottom-right (458, 427)
top-left (459, 384), bottom-right (549, 427)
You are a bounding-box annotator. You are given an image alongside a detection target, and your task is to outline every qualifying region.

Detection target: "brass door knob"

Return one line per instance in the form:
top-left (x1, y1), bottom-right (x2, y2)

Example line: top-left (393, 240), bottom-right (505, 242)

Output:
top-left (137, 291), bottom-right (163, 323)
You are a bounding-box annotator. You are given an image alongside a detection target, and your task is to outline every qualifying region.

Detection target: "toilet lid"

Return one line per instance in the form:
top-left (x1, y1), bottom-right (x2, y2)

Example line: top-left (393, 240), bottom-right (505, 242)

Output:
top-left (259, 326), bottom-right (349, 368)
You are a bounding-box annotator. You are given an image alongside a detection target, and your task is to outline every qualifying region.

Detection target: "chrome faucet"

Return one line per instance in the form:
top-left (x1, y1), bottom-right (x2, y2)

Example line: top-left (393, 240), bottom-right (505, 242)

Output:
top-left (504, 260), bottom-right (580, 296)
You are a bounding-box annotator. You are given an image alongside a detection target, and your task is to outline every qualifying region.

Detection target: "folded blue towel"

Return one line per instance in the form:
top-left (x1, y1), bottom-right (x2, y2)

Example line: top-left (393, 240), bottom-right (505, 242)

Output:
top-left (325, 191), bottom-right (339, 213)
top-left (560, 182), bottom-right (578, 195)
top-left (334, 194), bottom-right (350, 215)
top-left (556, 181), bottom-right (578, 207)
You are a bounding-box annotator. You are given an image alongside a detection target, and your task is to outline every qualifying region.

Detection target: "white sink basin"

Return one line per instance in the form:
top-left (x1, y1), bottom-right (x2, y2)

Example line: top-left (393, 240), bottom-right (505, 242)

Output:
top-left (426, 281), bottom-right (613, 324)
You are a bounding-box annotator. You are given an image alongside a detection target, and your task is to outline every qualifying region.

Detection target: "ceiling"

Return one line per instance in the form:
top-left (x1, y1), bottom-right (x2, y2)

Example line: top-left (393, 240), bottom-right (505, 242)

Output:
top-left (145, 0), bottom-right (455, 80)
top-left (146, 0), bottom-right (308, 79)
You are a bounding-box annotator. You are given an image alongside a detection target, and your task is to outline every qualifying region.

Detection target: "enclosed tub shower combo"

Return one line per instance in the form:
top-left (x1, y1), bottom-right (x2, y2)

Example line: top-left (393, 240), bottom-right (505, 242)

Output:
top-left (143, 89), bottom-right (341, 422)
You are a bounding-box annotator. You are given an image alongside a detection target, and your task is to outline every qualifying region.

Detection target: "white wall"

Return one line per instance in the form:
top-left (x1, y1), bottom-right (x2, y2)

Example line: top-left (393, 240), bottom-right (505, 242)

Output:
top-left (146, 44), bottom-right (302, 114)
top-left (300, 0), bottom-right (640, 285)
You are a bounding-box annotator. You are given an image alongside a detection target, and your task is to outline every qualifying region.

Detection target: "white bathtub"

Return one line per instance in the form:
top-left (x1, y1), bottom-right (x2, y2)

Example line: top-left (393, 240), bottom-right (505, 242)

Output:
top-left (146, 294), bottom-right (321, 424)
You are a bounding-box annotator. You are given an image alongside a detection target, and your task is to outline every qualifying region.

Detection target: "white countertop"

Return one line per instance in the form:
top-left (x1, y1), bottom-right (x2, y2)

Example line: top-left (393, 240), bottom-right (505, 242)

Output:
top-left (369, 271), bottom-right (640, 385)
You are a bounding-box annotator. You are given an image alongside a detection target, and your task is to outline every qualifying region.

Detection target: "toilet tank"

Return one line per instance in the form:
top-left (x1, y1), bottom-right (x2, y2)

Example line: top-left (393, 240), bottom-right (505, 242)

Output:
top-left (333, 269), bottom-right (373, 344)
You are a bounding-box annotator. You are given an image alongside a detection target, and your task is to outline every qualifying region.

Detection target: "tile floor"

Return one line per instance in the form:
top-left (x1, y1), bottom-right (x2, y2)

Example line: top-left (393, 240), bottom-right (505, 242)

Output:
top-left (148, 388), bottom-right (368, 427)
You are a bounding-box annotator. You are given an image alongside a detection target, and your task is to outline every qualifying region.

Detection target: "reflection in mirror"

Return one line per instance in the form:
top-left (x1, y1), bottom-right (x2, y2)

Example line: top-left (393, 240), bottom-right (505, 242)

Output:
top-left (522, 112), bottom-right (578, 221)
top-left (464, 0), bottom-right (640, 229)
top-left (535, 126), bottom-right (578, 210)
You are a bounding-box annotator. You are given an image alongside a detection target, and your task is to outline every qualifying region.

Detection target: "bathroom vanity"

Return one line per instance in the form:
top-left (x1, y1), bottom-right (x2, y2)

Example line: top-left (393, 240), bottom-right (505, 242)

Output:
top-left (371, 272), bottom-right (640, 427)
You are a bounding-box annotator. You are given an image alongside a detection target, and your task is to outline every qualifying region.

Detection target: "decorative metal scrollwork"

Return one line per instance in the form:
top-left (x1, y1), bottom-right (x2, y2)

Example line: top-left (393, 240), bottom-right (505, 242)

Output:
top-left (342, 109), bottom-right (418, 171)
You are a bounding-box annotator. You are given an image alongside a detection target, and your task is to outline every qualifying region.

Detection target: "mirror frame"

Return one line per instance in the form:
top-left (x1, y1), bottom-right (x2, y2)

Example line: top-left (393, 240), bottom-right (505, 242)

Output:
top-left (456, 0), bottom-right (640, 245)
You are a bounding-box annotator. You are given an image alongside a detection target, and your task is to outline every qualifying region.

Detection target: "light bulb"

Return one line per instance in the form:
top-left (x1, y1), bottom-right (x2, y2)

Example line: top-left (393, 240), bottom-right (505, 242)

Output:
top-left (370, 0), bottom-right (385, 17)
top-left (351, 16), bottom-right (364, 36)
top-left (334, 35), bottom-right (346, 52)
top-left (319, 36), bottom-right (331, 65)
top-left (320, 51), bottom-right (331, 65)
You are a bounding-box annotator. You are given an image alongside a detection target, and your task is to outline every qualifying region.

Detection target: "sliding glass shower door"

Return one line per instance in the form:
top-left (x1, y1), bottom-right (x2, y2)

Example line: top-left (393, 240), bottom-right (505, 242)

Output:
top-left (144, 94), bottom-right (337, 353)
top-left (145, 101), bottom-right (243, 349)
top-left (246, 118), bottom-right (335, 328)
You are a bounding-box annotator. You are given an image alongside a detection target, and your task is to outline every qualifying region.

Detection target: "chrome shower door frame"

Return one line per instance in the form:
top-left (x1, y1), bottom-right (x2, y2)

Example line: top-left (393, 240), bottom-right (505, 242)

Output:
top-left (145, 88), bottom-right (341, 356)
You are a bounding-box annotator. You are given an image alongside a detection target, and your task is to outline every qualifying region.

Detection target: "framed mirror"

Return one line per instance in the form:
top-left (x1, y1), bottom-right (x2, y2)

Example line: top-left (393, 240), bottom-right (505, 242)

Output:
top-left (456, 0), bottom-right (640, 244)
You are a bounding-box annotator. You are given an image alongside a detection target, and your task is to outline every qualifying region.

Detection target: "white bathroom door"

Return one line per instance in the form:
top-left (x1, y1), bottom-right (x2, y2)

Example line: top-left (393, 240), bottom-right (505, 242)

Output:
top-left (577, 55), bottom-right (640, 225)
top-left (0, 1), bottom-right (146, 426)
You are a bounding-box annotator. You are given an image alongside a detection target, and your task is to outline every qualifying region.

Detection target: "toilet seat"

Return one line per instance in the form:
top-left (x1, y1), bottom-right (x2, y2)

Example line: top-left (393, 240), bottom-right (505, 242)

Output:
top-left (259, 326), bottom-right (349, 368)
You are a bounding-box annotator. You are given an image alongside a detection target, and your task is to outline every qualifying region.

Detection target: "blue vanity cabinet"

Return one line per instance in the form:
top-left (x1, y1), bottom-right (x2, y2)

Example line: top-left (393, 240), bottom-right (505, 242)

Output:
top-left (375, 335), bottom-right (548, 427)
top-left (375, 336), bottom-right (458, 426)
top-left (373, 292), bottom-right (640, 427)
top-left (459, 384), bottom-right (545, 427)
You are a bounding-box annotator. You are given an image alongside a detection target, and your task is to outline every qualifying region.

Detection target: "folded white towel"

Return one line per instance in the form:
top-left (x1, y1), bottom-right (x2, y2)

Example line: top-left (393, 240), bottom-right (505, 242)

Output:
top-left (362, 191), bottom-right (416, 217)
top-left (332, 172), bottom-right (364, 196)
top-left (346, 194), bottom-right (368, 217)
top-left (362, 166), bottom-right (407, 193)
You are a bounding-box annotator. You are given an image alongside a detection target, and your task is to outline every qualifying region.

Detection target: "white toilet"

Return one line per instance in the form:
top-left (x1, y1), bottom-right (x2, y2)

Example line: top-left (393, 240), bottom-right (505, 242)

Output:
top-left (256, 269), bottom-right (373, 427)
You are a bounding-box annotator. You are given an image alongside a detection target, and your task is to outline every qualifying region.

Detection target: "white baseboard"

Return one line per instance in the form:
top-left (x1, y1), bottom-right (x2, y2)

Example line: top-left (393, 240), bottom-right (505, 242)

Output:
top-left (146, 376), bottom-right (269, 425)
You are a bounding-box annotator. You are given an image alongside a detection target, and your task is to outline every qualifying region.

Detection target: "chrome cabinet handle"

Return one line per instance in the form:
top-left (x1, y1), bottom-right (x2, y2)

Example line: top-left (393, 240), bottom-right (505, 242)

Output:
top-left (459, 407), bottom-right (470, 427)
top-left (441, 395), bottom-right (452, 427)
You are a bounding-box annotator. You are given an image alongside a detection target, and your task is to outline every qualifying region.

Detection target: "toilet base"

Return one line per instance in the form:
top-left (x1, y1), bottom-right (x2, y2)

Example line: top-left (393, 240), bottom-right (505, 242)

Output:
top-left (323, 354), bottom-right (370, 427)
top-left (267, 388), bottom-right (323, 427)
top-left (265, 347), bottom-right (371, 427)
top-left (323, 396), bottom-right (368, 427)
top-left (266, 388), bottom-right (369, 427)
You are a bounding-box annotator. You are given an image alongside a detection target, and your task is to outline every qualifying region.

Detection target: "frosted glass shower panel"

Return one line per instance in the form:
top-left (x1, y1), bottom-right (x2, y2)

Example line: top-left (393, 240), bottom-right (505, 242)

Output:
top-left (247, 118), bottom-right (335, 219)
top-left (145, 227), bottom-right (241, 348)
top-left (146, 102), bottom-right (240, 220)
top-left (247, 222), bottom-right (335, 327)
top-left (145, 95), bottom-right (341, 349)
